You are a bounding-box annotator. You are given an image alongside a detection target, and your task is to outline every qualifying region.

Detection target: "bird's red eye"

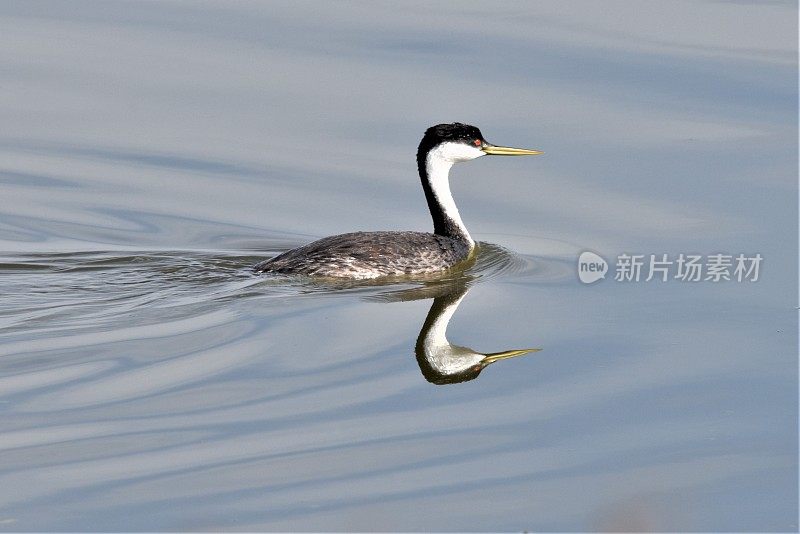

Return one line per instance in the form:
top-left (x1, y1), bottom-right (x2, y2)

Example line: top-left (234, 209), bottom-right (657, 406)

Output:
top-left (473, 139), bottom-right (482, 146)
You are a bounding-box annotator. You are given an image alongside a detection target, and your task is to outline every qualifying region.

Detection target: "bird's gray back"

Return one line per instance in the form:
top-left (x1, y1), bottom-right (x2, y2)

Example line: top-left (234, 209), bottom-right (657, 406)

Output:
top-left (254, 231), bottom-right (472, 278)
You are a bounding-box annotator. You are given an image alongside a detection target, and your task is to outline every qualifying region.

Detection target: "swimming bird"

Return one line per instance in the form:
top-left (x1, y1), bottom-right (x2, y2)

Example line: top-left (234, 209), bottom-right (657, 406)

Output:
top-left (254, 123), bottom-right (541, 278)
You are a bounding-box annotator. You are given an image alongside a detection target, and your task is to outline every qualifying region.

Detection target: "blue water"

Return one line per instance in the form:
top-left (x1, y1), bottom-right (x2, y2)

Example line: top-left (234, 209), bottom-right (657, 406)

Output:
top-left (0, 1), bottom-right (796, 530)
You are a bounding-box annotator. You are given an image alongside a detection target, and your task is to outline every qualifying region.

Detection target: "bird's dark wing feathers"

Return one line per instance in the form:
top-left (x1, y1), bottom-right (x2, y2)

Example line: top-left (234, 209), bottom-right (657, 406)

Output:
top-left (254, 231), bottom-right (470, 277)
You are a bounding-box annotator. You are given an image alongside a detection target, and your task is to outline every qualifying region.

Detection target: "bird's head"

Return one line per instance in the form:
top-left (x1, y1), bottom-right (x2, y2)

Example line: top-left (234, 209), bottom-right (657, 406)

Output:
top-left (417, 122), bottom-right (542, 166)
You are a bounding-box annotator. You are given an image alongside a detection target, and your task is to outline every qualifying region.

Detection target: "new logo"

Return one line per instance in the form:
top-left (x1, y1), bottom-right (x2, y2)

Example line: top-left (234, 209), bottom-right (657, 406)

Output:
top-left (578, 251), bottom-right (608, 284)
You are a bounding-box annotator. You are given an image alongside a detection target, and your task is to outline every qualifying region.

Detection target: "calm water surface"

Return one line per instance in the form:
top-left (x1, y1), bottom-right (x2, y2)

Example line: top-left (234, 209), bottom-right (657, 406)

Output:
top-left (0, 1), bottom-right (797, 531)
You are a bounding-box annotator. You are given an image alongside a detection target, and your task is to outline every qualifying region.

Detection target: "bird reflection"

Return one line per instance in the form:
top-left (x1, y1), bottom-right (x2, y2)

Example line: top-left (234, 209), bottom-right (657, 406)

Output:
top-left (281, 243), bottom-right (540, 385)
top-left (371, 274), bottom-right (540, 385)
top-left (414, 283), bottom-right (539, 384)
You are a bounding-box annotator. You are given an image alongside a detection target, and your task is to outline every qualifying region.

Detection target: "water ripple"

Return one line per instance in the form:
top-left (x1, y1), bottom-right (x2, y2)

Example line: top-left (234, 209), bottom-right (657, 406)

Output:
top-left (0, 242), bottom-right (570, 336)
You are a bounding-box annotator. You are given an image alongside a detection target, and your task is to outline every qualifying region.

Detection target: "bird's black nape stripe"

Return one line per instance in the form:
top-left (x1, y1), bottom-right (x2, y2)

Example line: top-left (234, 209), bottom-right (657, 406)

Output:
top-left (416, 123), bottom-right (483, 241)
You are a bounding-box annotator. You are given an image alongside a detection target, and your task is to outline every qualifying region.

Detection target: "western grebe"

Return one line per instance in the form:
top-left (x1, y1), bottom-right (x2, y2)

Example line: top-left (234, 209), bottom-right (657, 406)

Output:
top-left (254, 123), bottom-right (542, 278)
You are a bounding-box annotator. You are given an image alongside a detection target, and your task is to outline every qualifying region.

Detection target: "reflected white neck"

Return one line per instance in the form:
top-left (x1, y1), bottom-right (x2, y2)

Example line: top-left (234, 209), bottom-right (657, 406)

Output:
top-left (422, 292), bottom-right (484, 374)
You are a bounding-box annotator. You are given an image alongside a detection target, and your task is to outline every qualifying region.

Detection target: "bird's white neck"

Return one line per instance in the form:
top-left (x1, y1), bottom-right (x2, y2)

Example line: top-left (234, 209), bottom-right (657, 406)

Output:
top-left (423, 143), bottom-right (480, 246)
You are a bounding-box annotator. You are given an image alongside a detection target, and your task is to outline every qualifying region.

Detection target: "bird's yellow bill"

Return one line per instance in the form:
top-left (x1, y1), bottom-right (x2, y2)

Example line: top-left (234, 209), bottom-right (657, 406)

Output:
top-left (481, 348), bottom-right (541, 364)
top-left (482, 144), bottom-right (543, 156)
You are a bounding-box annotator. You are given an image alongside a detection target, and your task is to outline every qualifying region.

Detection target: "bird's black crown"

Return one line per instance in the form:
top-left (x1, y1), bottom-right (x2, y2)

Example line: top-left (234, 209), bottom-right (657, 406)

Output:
top-left (421, 122), bottom-right (484, 145)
